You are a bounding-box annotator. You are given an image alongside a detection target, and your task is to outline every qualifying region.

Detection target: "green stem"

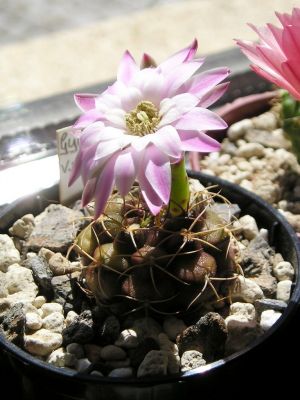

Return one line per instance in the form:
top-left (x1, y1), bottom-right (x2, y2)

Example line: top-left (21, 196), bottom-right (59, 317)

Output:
top-left (169, 156), bottom-right (190, 217)
top-left (281, 91), bottom-right (300, 163)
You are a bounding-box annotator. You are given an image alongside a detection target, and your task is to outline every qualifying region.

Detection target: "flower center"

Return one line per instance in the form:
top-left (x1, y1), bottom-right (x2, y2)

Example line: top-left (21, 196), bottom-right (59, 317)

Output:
top-left (125, 101), bottom-right (161, 136)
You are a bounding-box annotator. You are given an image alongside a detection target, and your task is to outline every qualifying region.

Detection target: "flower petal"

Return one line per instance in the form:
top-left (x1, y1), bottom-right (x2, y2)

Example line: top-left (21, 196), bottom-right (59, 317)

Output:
top-left (164, 61), bottom-right (205, 96)
top-left (74, 93), bottom-right (98, 111)
top-left (198, 82), bottom-right (230, 108)
top-left (158, 39), bottom-right (198, 72)
top-left (178, 130), bottom-right (221, 152)
top-left (114, 149), bottom-right (137, 196)
top-left (142, 145), bottom-right (171, 205)
top-left (81, 178), bottom-right (97, 207)
top-left (176, 107), bottom-right (227, 131)
top-left (117, 50), bottom-right (139, 84)
top-left (73, 109), bottom-right (104, 130)
top-left (93, 157), bottom-right (117, 218)
top-left (186, 67), bottom-right (230, 99)
top-left (151, 125), bottom-right (182, 160)
top-left (159, 93), bottom-right (200, 126)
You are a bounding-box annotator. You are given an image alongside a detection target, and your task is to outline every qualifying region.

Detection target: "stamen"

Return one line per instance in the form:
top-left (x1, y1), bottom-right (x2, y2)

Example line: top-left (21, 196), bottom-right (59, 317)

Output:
top-left (126, 101), bottom-right (161, 136)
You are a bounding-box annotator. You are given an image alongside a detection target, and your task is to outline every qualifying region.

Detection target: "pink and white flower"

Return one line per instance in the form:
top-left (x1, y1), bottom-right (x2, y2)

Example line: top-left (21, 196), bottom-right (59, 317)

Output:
top-left (236, 7), bottom-right (300, 100)
top-left (69, 39), bottom-right (229, 217)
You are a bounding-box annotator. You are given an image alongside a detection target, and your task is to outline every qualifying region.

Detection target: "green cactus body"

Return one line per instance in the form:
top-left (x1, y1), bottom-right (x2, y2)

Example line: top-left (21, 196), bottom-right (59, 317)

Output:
top-left (281, 91), bottom-right (300, 162)
top-left (73, 182), bottom-right (238, 317)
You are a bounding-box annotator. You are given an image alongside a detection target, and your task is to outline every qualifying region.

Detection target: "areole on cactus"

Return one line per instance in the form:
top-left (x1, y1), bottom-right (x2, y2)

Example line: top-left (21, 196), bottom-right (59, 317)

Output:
top-left (68, 40), bottom-right (238, 317)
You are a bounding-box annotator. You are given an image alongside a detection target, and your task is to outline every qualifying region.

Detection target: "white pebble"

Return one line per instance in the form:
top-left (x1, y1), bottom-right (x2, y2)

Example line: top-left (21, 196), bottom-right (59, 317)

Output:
top-left (273, 261), bottom-right (294, 281)
top-left (137, 350), bottom-right (168, 378)
top-left (26, 312), bottom-right (43, 330)
top-left (42, 311), bottom-right (65, 333)
top-left (236, 143), bottom-right (265, 159)
top-left (238, 215), bottom-right (259, 240)
top-left (65, 310), bottom-right (78, 326)
top-left (232, 275), bottom-right (264, 303)
top-left (41, 302), bottom-right (63, 317)
top-left (225, 302), bottom-right (257, 331)
top-left (0, 234), bottom-right (21, 272)
top-left (32, 296), bottom-right (47, 309)
top-left (227, 119), bottom-right (253, 141)
top-left (260, 309), bottom-right (282, 331)
top-left (115, 329), bottom-right (138, 349)
top-left (24, 329), bottom-right (62, 356)
top-left (158, 333), bottom-right (180, 374)
top-left (47, 347), bottom-right (76, 368)
top-left (180, 350), bottom-right (206, 372)
top-left (276, 280), bottom-right (292, 302)
top-left (90, 371), bottom-right (104, 377)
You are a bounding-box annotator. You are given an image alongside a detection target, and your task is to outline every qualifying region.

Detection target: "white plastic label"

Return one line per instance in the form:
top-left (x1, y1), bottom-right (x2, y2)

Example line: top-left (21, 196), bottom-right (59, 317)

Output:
top-left (56, 126), bottom-right (83, 204)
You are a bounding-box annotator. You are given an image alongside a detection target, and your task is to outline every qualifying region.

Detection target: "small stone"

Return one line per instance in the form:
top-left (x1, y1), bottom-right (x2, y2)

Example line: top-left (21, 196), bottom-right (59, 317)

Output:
top-left (276, 280), bottom-right (293, 302)
top-left (9, 214), bottom-right (35, 239)
top-left (41, 302), bottom-right (64, 317)
top-left (47, 347), bottom-right (76, 367)
top-left (48, 252), bottom-right (81, 276)
top-left (108, 367), bottom-right (134, 378)
top-left (38, 247), bottom-right (55, 262)
top-left (5, 264), bottom-right (38, 304)
top-left (25, 312), bottom-right (43, 330)
top-left (98, 315), bottom-right (120, 345)
top-left (232, 275), bottom-right (264, 303)
top-left (254, 298), bottom-right (287, 315)
top-left (236, 143), bottom-right (265, 159)
top-left (42, 311), bottom-right (65, 333)
top-left (177, 312), bottom-right (227, 362)
top-left (238, 215), bottom-right (259, 240)
top-left (23, 255), bottom-right (53, 300)
top-left (115, 329), bottom-right (139, 349)
top-left (65, 311), bottom-right (78, 326)
top-left (227, 118), bottom-right (253, 141)
top-left (180, 350), bottom-right (206, 372)
top-left (90, 371), bottom-right (104, 377)
top-left (66, 343), bottom-right (85, 359)
top-left (131, 317), bottom-right (162, 341)
top-left (100, 345), bottom-right (127, 361)
top-left (0, 234), bottom-right (21, 272)
top-left (32, 296), bottom-right (47, 309)
top-left (26, 204), bottom-right (85, 253)
top-left (225, 302), bottom-right (257, 330)
top-left (76, 358), bottom-right (92, 372)
top-left (128, 337), bottom-right (160, 368)
top-left (273, 261), bottom-right (295, 281)
top-left (84, 344), bottom-right (102, 363)
top-left (137, 350), bottom-right (168, 378)
top-left (260, 310), bottom-right (282, 331)
top-left (158, 333), bottom-right (180, 374)
top-left (24, 328), bottom-right (62, 356)
top-left (252, 111), bottom-right (277, 130)
top-left (62, 310), bottom-right (94, 345)
top-left (163, 316), bottom-right (187, 341)
top-left (0, 303), bottom-right (25, 345)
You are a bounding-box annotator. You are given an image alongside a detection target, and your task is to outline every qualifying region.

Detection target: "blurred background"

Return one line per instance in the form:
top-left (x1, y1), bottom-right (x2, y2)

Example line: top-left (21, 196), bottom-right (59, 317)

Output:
top-left (0, 0), bottom-right (297, 109)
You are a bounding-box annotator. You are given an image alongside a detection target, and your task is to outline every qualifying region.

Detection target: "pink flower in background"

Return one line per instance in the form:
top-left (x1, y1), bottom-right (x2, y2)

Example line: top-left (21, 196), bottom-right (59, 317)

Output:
top-left (69, 40), bottom-right (229, 218)
top-left (236, 7), bottom-right (300, 100)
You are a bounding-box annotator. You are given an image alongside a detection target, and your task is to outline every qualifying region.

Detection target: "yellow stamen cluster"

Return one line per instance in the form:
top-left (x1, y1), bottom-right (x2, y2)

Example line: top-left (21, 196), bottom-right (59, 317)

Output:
top-left (126, 101), bottom-right (161, 136)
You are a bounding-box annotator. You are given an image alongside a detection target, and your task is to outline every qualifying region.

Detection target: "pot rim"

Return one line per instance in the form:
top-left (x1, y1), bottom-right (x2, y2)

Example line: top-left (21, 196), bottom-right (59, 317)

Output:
top-left (0, 170), bottom-right (300, 386)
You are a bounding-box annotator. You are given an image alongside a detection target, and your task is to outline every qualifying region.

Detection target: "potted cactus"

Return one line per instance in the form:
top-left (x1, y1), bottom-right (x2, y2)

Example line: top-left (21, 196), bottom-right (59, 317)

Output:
top-left (0, 38), bottom-right (300, 400)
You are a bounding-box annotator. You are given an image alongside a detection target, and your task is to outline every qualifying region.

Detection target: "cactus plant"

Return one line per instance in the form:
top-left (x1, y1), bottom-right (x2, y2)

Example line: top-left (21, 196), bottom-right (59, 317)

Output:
top-left (68, 40), bottom-right (238, 318)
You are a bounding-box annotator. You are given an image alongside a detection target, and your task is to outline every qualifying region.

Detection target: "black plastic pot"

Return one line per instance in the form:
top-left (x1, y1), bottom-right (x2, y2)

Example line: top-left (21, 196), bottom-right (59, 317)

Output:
top-left (0, 171), bottom-right (300, 399)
